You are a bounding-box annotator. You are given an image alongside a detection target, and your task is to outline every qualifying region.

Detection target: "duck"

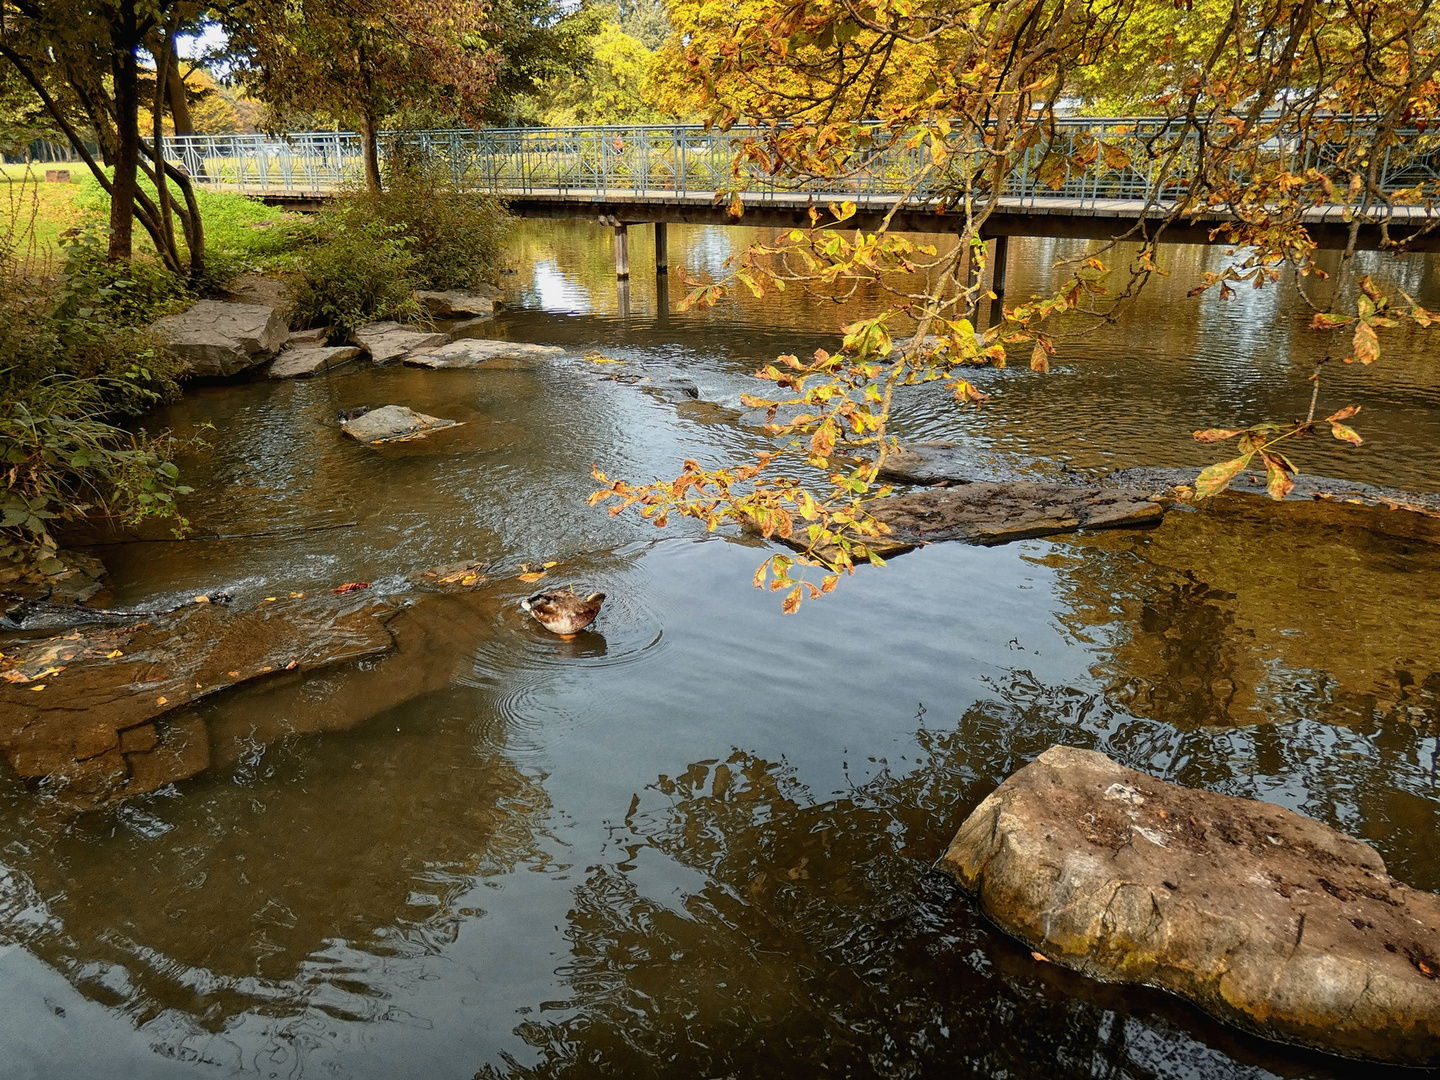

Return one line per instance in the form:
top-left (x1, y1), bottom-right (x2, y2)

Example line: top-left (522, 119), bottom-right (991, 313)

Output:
top-left (521, 588), bottom-right (606, 637)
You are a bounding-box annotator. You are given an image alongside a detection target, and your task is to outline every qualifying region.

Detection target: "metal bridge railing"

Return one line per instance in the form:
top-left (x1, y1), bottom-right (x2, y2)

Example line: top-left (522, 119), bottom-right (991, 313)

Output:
top-left (162, 120), bottom-right (1440, 208)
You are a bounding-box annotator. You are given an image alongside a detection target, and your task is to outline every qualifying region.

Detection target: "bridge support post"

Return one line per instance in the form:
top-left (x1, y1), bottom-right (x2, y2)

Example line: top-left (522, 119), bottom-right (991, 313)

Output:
top-left (990, 235), bottom-right (1009, 302)
top-left (654, 222), bottom-right (668, 274)
top-left (614, 224), bottom-right (631, 279)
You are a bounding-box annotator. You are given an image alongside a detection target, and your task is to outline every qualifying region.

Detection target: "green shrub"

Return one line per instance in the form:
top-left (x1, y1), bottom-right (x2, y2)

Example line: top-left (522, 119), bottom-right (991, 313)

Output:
top-left (0, 370), bottom-right (193, 566)
top-left (359, 148), bottom-right (512, 291)
top-left (285, 216), bottom-right (421, 338)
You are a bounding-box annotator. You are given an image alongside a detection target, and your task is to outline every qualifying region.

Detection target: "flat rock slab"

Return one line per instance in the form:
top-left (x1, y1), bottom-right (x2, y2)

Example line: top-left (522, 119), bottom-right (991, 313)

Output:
top-left (352, 321), bottom-right (448, 364)
top-left (267, 346), bottom-right (361, 379)
top-left (406, 339), bottom-right (565, 369)
top-left (0, 596), bottom-right (397, 807)
top-left (150, 300), bottom-right (288, 377)
top-left (340, 404), bottom-right (461, 444)
top-left (875, 441), bottom-right (1031, 485)
top-left (865, 481), bottom-right (1164, 549)
top-left (416, 289), bottom-right (499, 317)
top-left (938, 746), bottom-right (1440, 1065)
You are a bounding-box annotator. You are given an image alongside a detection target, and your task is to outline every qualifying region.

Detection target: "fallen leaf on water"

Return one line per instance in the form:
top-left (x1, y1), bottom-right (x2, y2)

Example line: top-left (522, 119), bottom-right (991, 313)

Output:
top-left (106, 649), bottom-right (123, 658)
top-left (284, 660), bottom-right (298, 670)
top-left (334, 582), bottom-right (370, 594)
top-left (264, 597), bottom-right (277, 602)
top-left (156, 696), bottom-right (168, 705)
top-left (193, 595), bottom-right (210, 604)
top-left (30, 684), bottom-right (44, 692)
top-left (1031, 951), bottom-right (1050, 963)
top-left (2, 671), bottom-right (31, 684)
top-left (289, 591), bottom-right (306, 598)
top-left (228, 670), bottom-right (240, 677)
top-left (518, 571), bottom-right (547, 583)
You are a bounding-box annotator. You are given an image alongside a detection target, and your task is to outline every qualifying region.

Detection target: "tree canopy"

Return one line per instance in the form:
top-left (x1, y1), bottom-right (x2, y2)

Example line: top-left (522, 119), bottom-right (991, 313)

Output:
top-left (595, 0), bottom-right (1440, 611)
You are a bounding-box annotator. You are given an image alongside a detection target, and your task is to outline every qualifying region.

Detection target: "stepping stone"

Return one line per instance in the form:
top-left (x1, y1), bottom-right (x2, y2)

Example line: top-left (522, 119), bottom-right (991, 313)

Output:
top-left (339, 404), bottom-right (461, 444)
top-left (267, 346), bottom-right (362, 379)
top-left (406, 339), bottom-right (565, 369)
top-left (352, 322), bottom-right (448, 364)
top-left (415, 289), bottom-right (499, 318)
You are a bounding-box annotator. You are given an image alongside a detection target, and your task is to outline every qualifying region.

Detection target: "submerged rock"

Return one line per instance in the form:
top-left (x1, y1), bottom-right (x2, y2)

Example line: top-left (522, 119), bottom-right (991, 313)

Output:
top-left (415, 289), bottom-right (499, 318)
top-left (0, 595), bottom-right (398, 807)
top-left (0, 550), bottom-right (106, 604)
top-left (873, 441), bottom-right (1036, 485)
top-left (267, 345), bottom-right (362, 379)
top-left (150, 300), bottom-right (288, 377)
top-left (351, 321), bottom-right (448, 364)
top-left (405, 339), bottom-right (565, 369)
top-left (864, 481), bottom-right (1164, 550)
top-left (340, 404), bottom-right (461, 444)
top-left (938, 745), bottom-right (1440, 1066)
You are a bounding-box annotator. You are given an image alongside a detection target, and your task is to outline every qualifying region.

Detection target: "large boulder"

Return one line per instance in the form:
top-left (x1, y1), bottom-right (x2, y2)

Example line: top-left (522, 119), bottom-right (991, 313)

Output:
top-left (352, 321), bottom-right (448, 364)
top-left (939, 746), bottom-right (1440, 1066)
top-left (150, 300), bottom-right (288, 377)
top-left (405, 339), bottom-right (565, 369)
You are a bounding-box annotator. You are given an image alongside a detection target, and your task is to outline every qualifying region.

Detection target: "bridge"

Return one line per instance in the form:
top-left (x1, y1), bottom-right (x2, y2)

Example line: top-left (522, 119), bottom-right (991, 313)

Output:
top-left (163, 120), bottom-right (1440, 288)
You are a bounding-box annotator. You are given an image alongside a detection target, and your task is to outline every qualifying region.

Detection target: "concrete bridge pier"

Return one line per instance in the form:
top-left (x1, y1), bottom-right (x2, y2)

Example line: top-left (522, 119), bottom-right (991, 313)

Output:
top-left (614, 224), bottom-right (631, 279)
top-left (655, 222), bottom-right (669, 275)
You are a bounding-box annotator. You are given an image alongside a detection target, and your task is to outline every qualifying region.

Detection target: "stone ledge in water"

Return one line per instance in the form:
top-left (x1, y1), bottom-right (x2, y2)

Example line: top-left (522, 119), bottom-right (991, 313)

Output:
top-left (340, 404), bottom-right (461, 444)
top-left (0, 595), bottom-right (399, 808)
top-left (938, 745), bottom-right (1440, 1066)
top-left (351, 321), bottom-right (448, 364)
top-left (149, 300), bottom-right (288, 377)
top-left (865, 481), bottom-right (1164, 550)
top-left (267, 345), bottom-right (362, 379)
top-left (406, 339), bottom-right (565, 369)
top-left (1107, 466), bottom-right (1440, 545)
top-left (875, 441), bottom-right (1037, 485)
top-left (415, 289), bottom-right (499, 318)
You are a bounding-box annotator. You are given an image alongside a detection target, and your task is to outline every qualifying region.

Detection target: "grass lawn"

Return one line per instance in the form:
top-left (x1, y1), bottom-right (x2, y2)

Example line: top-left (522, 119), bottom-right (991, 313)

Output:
top-left (0, 161), bottom-right (302, 276)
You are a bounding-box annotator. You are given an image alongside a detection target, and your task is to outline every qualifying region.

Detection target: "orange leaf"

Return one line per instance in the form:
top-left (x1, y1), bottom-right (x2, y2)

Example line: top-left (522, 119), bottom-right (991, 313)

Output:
top-left (1193, 428), bottom-right (1243, 443)
top-left (1262, 453), bottom-right (1295, 499)
top-left (334, 582), bottom-right (370, 594)
top-left (1029, 343), bottom-right (1049, 373)
top-left (518, 571), bottom-right (547, 583)
top-left (781, 585), bottom-right (803, 615)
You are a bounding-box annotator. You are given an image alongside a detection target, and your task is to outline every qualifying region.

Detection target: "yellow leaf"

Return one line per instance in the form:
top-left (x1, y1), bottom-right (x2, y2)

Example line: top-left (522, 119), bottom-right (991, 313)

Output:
top-left (1193, 453), bottom-right (1253, 499)
top-left (264, 597), bottom-right (277, 602)
top-left (193, 595), bottom-right (210, 604)
top-left (156, 696), bottom-right (168, 705)
top-left (106, 649), bottom-right (123, 659)
top-left (518, 571), bottom-right (547, 583)
top-left (289, 591), bottom-right (305, 598)
top-left (30, 684), bottom-right (45, 692)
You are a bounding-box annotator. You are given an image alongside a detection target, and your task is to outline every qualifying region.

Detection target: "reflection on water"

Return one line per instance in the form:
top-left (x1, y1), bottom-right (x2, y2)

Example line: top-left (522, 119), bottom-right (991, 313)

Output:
top-left (0, 220), bottom-right (1437, 1079)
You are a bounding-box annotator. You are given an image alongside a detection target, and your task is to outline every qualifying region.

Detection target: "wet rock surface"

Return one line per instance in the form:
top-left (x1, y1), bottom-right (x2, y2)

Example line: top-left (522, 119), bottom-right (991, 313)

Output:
top-left (938, 745), bottom-right (1440, 1066)
top-left (863, 481), bottom-right (1165, 550)
top-left (405, 338), bottom-right (565, 369)
top-left (339, 404), bottom-right (461, 444)
top-left (351, 321), bottom-right (448, 364)
top-left (150, 300), bottom-right (288, 377)
top-left (267, 345), bottom-right (362, 379)
top-left (0, 595), bottom-right (399, 807)
top-left (0, 550), bottom-right (107, 604)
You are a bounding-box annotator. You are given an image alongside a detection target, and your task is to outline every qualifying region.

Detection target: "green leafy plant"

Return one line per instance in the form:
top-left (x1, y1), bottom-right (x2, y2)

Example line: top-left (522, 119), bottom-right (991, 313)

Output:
top-left (285, 215), bottom-right (421, 338)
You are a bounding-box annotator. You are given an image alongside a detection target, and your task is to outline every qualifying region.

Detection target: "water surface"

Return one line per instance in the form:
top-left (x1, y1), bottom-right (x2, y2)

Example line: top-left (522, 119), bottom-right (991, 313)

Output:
top-left (2, 220), bottom-right (1438, 1079)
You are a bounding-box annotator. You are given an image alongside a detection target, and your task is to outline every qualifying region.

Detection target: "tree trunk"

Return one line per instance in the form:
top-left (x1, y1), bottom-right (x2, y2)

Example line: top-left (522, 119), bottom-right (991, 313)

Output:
top-left (166, 64), bottom-right (195, 135)
top-left (108, 29), bottom-right (142, 261)
top-left (359, 110), bottom-right (383, 194)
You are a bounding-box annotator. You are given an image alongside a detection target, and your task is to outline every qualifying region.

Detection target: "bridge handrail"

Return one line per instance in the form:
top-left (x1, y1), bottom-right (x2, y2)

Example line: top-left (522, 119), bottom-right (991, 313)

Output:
top-left (161, 120), bottom-right (1440, 208)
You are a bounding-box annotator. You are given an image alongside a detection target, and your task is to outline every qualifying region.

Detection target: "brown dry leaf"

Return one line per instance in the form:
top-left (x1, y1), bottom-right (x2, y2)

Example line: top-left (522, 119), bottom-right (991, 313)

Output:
top-left (228, 670), bottom-right (240, 678)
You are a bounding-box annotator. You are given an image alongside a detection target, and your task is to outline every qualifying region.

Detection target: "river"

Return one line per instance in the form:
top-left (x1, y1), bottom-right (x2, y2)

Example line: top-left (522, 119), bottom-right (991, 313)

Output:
top-left (2, 220), bottom-right (1438, 1079)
